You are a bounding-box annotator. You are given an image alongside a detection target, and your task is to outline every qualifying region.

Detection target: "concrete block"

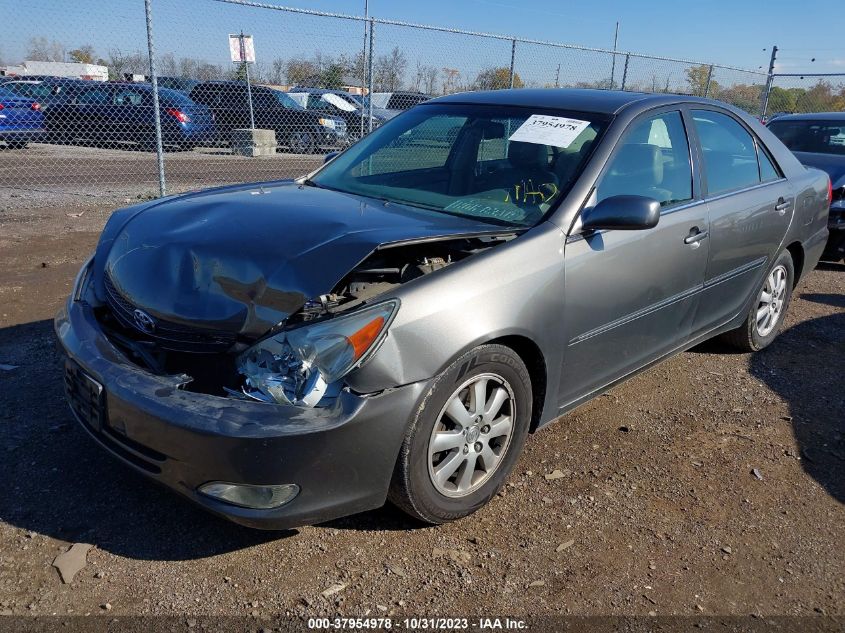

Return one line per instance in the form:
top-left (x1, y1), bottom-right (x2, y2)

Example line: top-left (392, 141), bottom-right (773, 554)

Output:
top-left (232, 128), bottom-right (277, 157)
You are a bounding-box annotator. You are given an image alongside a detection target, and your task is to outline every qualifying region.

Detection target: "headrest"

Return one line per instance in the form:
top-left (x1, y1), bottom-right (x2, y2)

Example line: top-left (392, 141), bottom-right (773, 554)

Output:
top-left (609, 143), bottom-right (663, 186)
top-left (509, 141), bottom-right (548, 168)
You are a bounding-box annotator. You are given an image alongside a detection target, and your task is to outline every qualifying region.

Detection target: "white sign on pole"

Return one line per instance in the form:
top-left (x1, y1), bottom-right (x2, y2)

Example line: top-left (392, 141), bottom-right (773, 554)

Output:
top-left (228, 34), bottom-right (256, 63)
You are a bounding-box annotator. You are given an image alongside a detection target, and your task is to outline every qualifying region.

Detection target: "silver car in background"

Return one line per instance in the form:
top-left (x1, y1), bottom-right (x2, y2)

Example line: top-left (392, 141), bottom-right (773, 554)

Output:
top-left (56, 89), bottom-right (830, 529)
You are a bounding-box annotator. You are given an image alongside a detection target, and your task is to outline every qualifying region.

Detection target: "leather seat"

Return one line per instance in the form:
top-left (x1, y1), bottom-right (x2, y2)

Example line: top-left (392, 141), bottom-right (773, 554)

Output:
top-left (598, 143), bottom-right (672, 203)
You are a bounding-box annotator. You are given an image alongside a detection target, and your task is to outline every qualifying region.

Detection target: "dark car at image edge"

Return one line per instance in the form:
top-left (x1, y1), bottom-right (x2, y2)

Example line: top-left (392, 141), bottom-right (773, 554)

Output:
top-left (55, 89), bottom-right (830, 530)
top-left (767, 112), bottom-right (845, 261)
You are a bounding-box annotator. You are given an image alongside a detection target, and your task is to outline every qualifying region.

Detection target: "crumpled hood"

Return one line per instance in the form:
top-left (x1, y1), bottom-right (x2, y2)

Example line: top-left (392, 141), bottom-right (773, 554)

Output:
top-left (102, 181), bottom-right (502, 337)
top-left (794, 151), bottom-right (845, 188)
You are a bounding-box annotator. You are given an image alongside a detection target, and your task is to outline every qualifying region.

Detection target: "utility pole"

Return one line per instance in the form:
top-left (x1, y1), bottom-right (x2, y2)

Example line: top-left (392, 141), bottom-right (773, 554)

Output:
top-left (760, 45), bottom-right (778, 120)
top-left (555, 63), bottom-right (560, 88)
top-left (360, 0), bottom-right (368, 139)
top-left (239, 31), bottom-right (255, 132)
top-left (609, 21), bottom-right (619, 89)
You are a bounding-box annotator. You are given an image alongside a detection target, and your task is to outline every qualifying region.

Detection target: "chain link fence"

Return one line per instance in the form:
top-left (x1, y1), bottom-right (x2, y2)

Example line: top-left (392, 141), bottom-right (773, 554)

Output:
top-left (0, 0), bottom-right (787, 210)
top-left (763, 73), bottom-right (845, 120)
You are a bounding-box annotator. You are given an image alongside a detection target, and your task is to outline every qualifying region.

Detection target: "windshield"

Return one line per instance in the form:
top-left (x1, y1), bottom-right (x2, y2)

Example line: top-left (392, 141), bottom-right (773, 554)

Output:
top-left (311, 103), bottom-right (606, 227)
top-left (768, 119), bottom-right (845, 156)
top-left (272, 90), bottom-right (304, 110)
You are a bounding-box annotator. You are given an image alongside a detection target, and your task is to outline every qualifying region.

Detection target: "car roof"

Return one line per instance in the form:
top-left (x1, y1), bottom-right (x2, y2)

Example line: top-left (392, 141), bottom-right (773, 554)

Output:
top-left (768, 112), bottom-right (845, 122)
top-left (428, 88), bottom-right (708, 115)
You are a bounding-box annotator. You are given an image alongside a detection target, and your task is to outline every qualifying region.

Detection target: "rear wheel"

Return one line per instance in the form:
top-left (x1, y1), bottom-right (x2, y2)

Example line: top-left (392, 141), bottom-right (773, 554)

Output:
top-left (721, 249), bottom-right (794, 352)
top-left (389, 344), bottom-right (532, 524)
top-left (5, 141), bottom-right (28, 150)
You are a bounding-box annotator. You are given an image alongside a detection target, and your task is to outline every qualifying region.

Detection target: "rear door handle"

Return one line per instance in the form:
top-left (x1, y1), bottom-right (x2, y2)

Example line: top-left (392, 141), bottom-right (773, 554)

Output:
top-left (684, 227), bottom-right (709, 245)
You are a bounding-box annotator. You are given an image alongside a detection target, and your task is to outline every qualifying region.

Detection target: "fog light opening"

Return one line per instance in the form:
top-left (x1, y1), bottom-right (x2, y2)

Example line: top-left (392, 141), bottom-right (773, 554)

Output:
top-left (198, 482), bottom-right (300, 509)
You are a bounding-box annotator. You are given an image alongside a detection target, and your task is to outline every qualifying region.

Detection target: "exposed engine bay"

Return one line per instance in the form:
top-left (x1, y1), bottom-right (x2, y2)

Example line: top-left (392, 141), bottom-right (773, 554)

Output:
top-left (95, 233), bottom-right (516, 407)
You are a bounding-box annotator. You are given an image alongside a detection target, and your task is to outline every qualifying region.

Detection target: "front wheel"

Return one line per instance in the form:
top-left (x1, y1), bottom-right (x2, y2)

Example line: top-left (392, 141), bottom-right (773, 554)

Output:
top-left (721, 249), bottom-right (794, 352)
top-left (389, 344), bottom-right (532, 524)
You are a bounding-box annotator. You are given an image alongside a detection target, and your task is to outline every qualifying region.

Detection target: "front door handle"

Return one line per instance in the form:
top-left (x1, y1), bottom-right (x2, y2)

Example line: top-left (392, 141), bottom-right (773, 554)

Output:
top-left (684, 227), bottom-right (709, 245)
top-left (775, 197), bottom-right (791, 215)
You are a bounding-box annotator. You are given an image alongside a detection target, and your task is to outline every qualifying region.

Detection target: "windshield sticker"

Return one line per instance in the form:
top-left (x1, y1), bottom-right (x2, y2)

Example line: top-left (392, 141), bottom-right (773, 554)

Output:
top-left (444, 199), bottom-right (528, 222)
top-left (508, 115), bottom-right (591, 148)
top-left (322, 93), bottom-right (357, 112)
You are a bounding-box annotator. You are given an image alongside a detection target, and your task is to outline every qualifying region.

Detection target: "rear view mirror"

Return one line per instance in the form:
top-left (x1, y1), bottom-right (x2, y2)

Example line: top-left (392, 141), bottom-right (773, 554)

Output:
top-left (324, 151), bottom-right (340, 164)
top-left (582, 195), bottom-right (660, 231)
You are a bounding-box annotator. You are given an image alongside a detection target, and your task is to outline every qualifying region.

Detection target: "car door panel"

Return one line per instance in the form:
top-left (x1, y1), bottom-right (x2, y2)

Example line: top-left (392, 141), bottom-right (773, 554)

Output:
top-left (558, 109), bottom-right (709, 408)
top-left (560, 202), bottom-right (708, 406)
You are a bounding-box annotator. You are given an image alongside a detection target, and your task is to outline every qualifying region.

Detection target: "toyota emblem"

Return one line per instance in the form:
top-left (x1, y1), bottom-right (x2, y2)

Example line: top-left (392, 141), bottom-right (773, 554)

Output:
top-left (132, 309), bottom-right (156, 334)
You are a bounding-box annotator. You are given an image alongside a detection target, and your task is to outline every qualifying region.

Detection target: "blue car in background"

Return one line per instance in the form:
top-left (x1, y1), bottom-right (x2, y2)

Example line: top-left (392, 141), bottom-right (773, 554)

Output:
top-left (44, 82), bottom-right (216, 150)
top-left (0, 86), bottom-right (45, 149)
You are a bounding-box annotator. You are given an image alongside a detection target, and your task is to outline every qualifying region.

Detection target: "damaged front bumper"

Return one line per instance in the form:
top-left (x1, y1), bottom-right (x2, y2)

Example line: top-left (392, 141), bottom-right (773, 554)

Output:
top-left (54, 295), bottom-right (427, 530)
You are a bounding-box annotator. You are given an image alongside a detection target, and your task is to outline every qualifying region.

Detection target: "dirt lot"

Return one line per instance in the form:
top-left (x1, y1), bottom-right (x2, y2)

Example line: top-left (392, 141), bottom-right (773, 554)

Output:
top-left (0, 192), bottom-right (843, 622)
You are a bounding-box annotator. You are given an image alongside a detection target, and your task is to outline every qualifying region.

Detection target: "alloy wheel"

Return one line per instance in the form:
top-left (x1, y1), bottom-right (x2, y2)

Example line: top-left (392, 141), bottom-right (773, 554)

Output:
top-left (756, 264), bottom-right (788, 337)
top-left (427, 373), bottom-right (515, 498)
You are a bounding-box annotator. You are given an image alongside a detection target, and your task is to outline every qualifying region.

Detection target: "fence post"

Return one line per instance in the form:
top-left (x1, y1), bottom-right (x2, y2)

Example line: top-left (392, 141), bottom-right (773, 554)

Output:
top-left (143, 0), bottom-right (166, 197)
top-left (620, 53), bottom-right (630, 91)
top-left (760, 45), bottom-right (778, 119)
top-left (509, 39), bottom-right (517, 89)
top-left (367, 18), bottom-right (374, 133)
top-left (704, 64), bottom-right (714, 98)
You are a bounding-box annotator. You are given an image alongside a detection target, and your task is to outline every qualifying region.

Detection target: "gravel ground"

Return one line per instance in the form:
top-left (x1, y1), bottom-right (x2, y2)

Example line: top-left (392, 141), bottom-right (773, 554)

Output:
top-left (0, 196), bottom-right (843, 622)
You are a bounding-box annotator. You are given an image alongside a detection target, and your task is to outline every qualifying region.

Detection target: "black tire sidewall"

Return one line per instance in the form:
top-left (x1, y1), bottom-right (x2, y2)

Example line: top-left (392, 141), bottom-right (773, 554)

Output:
top-left (393, 344), bottom-right (532, 523)
top-left (749, 250), bottom-right (795, 350)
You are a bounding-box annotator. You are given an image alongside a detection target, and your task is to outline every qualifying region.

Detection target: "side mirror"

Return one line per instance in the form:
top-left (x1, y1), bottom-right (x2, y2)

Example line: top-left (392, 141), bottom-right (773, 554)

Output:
top-left (582, 195), bottom-right (660, 231)
top-left (324, 151), bottom-right (340, 164)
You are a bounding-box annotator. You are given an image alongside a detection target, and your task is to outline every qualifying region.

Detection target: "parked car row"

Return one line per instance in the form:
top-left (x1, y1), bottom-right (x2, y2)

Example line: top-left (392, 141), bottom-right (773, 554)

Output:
top-left (0, 76), bottom-right (433, 153)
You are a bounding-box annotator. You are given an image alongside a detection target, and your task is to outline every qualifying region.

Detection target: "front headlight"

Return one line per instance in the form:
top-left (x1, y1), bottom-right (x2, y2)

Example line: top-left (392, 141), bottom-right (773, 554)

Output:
top-left (237, 300), bottom-right (398, 407)
top-left (318, 117), bottom-right (336, 129)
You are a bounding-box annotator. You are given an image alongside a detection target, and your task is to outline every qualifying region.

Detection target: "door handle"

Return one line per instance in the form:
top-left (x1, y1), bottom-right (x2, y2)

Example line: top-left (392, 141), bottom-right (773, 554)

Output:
top-left (684, 227), bottom-right (709, 245)
top-left (775, 197), bottom-right (791, 215)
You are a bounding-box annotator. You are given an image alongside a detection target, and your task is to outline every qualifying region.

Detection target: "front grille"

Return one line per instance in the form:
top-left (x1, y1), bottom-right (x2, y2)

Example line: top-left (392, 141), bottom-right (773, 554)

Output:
top-left (103, 272), bottom-right (237, 353)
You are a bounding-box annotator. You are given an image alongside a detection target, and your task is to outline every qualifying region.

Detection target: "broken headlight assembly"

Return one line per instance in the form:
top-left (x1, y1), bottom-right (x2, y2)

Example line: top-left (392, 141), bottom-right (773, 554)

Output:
top-left (235, 299), bottom-right (398, 407)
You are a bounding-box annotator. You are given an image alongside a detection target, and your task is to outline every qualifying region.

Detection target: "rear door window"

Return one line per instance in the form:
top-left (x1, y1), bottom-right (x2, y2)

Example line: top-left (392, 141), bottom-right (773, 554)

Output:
top-left (692, 110), bottom-right (760, 195)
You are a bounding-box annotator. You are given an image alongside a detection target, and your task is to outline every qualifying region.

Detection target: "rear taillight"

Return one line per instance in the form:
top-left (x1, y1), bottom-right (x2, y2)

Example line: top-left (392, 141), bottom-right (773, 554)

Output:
top-left (165, 108), bottom-right (190, 123)
top-left (0, 104), bottom-right (4, 111)
top-left (828, 179), bottom-right (833, 206)
top-left (31, 102), bottom-right (41, 111)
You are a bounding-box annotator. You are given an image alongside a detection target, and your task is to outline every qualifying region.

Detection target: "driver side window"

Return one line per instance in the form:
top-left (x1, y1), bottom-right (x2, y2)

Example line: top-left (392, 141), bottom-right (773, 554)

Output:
top-left (597, 111), bottom-right (693, 208)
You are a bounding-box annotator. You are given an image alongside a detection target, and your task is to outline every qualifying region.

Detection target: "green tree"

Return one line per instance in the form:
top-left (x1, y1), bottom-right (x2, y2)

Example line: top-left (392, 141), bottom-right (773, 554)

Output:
top-left (685, 64), bottom-right (712, 97)
top-left (68, 44), bottom-right (96, 64)
top-left (319, 62), bottom-right (346, 89)
top-left (474, 67), bottom-right (524, 90)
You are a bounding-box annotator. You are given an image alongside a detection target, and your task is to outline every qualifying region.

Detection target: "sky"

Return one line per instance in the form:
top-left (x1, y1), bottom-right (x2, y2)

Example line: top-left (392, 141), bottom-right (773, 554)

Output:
top-left (2, 0), bottom-right (844, 88)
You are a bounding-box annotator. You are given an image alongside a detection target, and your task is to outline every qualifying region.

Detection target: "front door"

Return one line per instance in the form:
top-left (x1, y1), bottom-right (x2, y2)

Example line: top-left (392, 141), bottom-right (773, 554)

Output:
top-left (559, 109), bottom-right (709, 408)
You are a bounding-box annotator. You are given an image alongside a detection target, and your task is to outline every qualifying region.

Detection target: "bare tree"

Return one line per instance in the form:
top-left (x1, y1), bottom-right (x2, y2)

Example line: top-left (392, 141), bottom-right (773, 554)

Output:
top-left (27, 36), bottom-right (66, 62)
top-left (285, 58), bottom-right (317, 86)
top-left (107, 48), bottom-right (147, 80)
top-left (374, 46), bottom-right (407, 91)
top-left (269, 58), bottom-right (286, 85)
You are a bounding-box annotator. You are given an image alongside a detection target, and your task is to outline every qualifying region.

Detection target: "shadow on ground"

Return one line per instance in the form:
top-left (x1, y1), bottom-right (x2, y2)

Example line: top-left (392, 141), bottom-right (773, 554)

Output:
top-left (748, 311), bottom-right (845, 505)
top-left (0, 320), bottom-right (420, 562)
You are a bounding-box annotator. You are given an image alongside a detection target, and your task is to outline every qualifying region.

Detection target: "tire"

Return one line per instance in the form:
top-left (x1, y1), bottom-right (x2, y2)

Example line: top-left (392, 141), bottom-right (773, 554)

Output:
top-left (721, 249), bottom-right (794, 352)
top-left (289, 131), bottom-right (316, 154)
top-left (6, 141), bottom-right (28, 150)
top-left (389, 344), bottom-right (532, 524)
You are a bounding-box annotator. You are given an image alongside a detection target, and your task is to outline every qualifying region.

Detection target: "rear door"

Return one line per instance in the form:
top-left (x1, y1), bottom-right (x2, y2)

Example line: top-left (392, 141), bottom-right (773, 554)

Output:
top-left (560, 108), bottom-right (709, 407)
top-left (688, 109), bottom-right (793, 334)
top-left (69, 85), bottom-right (112, 141)
top-left (111, 86), bottom-right (152, 143)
